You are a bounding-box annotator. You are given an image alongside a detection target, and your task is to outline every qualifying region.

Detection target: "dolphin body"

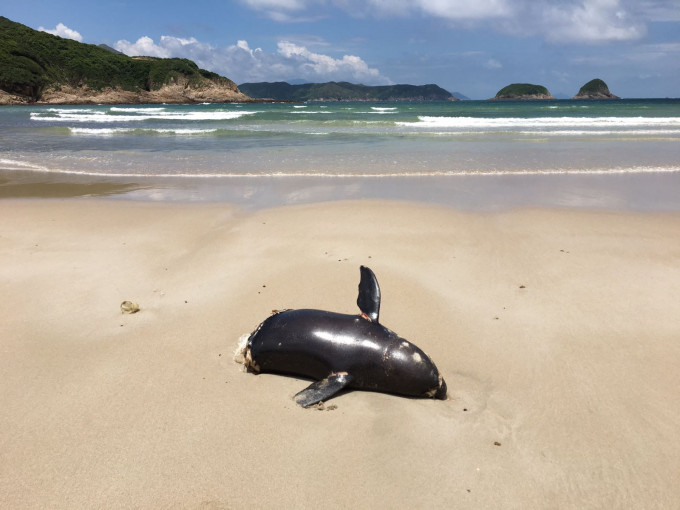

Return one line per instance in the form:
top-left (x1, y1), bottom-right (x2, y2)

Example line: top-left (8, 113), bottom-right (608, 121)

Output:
top-left (241, 266), bottom-right (447, 407)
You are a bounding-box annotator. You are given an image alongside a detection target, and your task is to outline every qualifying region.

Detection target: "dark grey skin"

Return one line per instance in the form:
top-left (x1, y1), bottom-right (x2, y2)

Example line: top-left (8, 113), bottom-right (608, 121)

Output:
top-left (243, 266), bottom-right (447, 407)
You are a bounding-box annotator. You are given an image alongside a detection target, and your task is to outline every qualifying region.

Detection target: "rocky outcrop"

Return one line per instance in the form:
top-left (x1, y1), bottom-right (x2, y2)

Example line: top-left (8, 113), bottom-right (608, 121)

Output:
top-left (1, 82), bottom-right (252, 105)
top-left (573, 79), bottom-right (619, 99)
top-left (491, 83), bottom-right (554, 100)
top-left (0, 89), bottom-right (30, 105)
top-left (494, 93), bottom-right (554, 100)
top-left (34, 81), bottom-right (252, 105)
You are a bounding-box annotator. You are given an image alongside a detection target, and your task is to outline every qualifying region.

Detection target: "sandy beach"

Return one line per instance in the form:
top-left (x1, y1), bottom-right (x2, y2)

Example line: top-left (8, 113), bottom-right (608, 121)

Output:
top-left (1, 195), bottom-right (679, 508)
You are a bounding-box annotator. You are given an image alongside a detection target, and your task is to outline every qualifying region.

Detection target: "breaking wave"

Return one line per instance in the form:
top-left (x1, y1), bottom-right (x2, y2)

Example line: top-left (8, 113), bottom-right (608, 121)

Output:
top-left (30, 110), bottom-right (260, 123)
top-left (396, 116), bottom-right (680, 130)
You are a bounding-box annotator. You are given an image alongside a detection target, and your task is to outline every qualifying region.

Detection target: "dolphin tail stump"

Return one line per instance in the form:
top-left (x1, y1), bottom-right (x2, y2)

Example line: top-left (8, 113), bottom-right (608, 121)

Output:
top-left (237, 266), bottom-right (447, 407)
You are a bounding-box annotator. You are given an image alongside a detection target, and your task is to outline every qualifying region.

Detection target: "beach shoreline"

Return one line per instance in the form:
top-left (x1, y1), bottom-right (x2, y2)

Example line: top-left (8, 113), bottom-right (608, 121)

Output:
top-left (2, 196), bottom-right (679, 508)
top-left (3, 167), bottom-right (680, 212)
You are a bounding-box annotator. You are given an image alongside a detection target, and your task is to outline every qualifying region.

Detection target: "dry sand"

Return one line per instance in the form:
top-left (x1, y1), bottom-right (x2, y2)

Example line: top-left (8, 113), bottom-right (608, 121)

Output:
top-left (1, 198), bottom-right (679, 508)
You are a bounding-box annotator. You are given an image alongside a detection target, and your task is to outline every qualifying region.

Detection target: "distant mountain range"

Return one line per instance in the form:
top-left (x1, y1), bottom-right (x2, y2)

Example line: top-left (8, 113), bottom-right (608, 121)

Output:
top-left (238, 81), bottom-right (458, 101)
top-left (450, 91), bottom-right (470, 100)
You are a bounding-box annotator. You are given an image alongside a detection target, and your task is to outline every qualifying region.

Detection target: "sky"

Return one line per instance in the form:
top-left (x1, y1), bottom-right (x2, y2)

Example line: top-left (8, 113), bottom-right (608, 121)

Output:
top-left (5, 0), bottom-right (680, 98)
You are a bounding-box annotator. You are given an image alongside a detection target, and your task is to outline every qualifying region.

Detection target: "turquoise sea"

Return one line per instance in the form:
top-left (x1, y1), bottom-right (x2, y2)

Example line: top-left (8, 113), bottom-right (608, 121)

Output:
top-left (1, 99), bottom-right (679, 208)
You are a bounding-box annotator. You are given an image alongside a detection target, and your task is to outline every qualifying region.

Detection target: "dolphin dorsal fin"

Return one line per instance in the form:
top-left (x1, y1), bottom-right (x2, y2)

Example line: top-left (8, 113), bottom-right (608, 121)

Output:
top-left (357, 266), bottom-right (381, 323)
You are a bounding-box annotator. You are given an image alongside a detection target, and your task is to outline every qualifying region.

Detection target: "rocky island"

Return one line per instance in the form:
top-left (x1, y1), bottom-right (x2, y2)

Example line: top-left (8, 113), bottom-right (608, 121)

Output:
top-left (573, 78), bottom-right (620, 99)
top-left (0, 16), bottom-right (251, 105)
top-left (491, 83), bottom-right (555, 100)
top-left (238, 81), bottom-right (457, 101)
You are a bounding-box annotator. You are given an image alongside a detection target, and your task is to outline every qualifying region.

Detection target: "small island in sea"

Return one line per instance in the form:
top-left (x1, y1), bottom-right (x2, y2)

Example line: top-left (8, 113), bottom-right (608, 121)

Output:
top-left (238, 81), bottom-right (457, 101)
top-left (0, 16), bottom-right (251, 104)
top-left (491, 83), bottom-right (555, 100)
top-left (572, 78), bottom-right (620, 99)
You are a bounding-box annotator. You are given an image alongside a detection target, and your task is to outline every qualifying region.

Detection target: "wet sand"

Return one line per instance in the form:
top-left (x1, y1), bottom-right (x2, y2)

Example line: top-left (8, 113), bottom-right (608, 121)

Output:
top-left (1, 197), bottom-right (679, 508)
top-left (3, 167), bottom-right (680, 211)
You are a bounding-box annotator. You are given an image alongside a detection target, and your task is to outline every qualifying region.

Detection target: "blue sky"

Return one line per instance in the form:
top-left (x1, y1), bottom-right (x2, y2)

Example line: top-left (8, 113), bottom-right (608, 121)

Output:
top-left (5, 0), bottom-right (680, 98)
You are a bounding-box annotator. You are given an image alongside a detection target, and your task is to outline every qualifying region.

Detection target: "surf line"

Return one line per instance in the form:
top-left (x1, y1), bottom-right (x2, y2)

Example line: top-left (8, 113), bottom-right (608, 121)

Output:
top-left (2, 160), bottom-right (679, 179)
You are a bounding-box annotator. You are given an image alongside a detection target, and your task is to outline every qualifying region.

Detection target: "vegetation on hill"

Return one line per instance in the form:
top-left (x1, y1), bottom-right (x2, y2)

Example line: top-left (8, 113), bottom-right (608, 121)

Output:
top-left (0, 16), bottom-right (240, 102)
top-left (494, 83), bottom-right (553, 99)
top-left (573, 78), bottom-right (619, 99)
top-left (238, 81), bottom-right (456, 101)
top-left (98, 44), bottom-right (124, 55)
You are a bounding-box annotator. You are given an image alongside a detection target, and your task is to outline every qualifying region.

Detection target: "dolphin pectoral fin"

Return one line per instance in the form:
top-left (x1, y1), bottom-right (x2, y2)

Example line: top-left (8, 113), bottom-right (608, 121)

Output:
top-left (357, 266), bottom-right (381, 323)
top-left (294, 372), bottom-right (353, 407)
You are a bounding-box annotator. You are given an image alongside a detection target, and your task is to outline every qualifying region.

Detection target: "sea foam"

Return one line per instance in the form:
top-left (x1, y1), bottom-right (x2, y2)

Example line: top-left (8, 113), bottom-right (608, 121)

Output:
top-left (69, 127), bottom-right (220, 136)
top-left (31, 110), bottom-right (260, 123)
top-left (395, 116), bottom-right (680, 129)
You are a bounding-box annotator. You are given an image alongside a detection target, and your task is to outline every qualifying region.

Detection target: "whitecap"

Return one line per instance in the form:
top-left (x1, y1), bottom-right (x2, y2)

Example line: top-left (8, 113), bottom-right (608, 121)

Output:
top-left (395, 116), bottom-right (680, 129)
top-left (72, 166), bottom-right (680, 179)
top-left (290, 111), bottom-right (333, 114)
top-left (69, 127), bottom-right (219, 136)
top-left (44, 108), bottom-right (106, 114)
top-left (109, 106), bottom-right (166, 111)
top-left (518, 129), bottom-right (680, 136)
top-left (0, 158), bottom-right (50, 171)
top-left (69, 127), bottom-right (126, 136)
top-left (31, 110), bottom-right (260, 123)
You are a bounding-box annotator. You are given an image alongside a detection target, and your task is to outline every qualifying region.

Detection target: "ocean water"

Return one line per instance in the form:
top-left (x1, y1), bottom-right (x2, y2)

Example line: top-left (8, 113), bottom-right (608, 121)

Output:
top-left (1, 99), bottom-right (679, 208)
top-left (1, 99), bottom-right (679, 176)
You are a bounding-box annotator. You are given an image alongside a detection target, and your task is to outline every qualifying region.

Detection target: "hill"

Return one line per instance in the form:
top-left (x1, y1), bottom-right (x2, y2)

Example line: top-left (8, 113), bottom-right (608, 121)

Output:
top-left (238, 81), bottom-right (457, 101)
top-left (573, 79), bottom-right (619, 99)
top-left (492, 83), bottom-right (554, 100)
top-left (98, 44), bottom-right (124, 55)
top-left (451, 91), bottom-right (470, 100)
top-left (0, 16), bottom-right (250, 104)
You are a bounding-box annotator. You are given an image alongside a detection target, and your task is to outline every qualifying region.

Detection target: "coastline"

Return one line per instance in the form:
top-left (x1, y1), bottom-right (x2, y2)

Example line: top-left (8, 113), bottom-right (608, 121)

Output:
top-left (0, 91), bottom-right (282, 106)
top-left (3, 167), bottom-right (680, 212)
top-left (2, 195), bottom-right (680, 508)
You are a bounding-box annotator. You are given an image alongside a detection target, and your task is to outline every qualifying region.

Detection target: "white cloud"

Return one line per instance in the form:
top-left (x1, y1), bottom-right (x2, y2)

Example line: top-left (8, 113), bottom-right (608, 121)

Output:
top-left (240, 0), bottom-right (672, 43)
top-left (115, 36), bottom-right (169, 58)
top-left (38, 22), bottom-right (83, 42)
top-left (239, 0), bottom-right (326, 21)
top-left (400, 0), bottom-right (647, 43)
top-left (114, 35), bottom-right (391, 85)
top-left (622, 42), bottom-right (680, 66)
top-left (536, 0), bottom-right (646, 44)
top-left (414, 0), bottom-right (513, 20)
top-left (484, 58), bottom-right (502, 69)
top-left (115, 35), bottom-right (205, 59)
top-left (236, 40), bottom-right (253, 53)
top-left (633, 0), bottom-right (680, 22)
top-left (240, 0), bottom-right (310, 9)
top-left (276, 40), bottom-right (386, 82)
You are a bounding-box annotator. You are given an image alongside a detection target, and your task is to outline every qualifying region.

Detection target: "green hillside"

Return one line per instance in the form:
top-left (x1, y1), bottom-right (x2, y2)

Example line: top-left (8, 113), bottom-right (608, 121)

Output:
top-left (0, 16), bottom-right (238, 101)
top-left (239, 81), bottom-right (456, 101)
top-left (579, 79), bottom-right (608, 94)
top-left (494, 83), bottom-right (553, 99)
top-left (573, 78), bottom-right (619, 99)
